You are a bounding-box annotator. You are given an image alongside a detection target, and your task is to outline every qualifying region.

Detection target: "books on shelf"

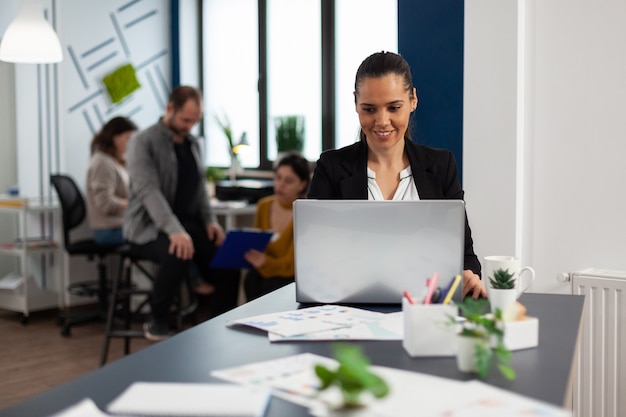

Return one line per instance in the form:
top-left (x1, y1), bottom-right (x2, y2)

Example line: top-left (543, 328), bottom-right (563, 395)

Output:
top-left (0, 194), bottom-right (27, 208)
top-left (0, 273), bottom-right (51, 294)
top-left (0, 238), bottom-right (57, 250)
top-left (0, 273), bottom-right (23, 290)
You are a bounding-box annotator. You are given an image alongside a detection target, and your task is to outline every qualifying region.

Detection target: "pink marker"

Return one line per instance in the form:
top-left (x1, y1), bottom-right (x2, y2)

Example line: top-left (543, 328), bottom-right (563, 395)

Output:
top-left (423, 272), bottom-right (439, 304)
top-left (403, 290), bottom-right (416, 305)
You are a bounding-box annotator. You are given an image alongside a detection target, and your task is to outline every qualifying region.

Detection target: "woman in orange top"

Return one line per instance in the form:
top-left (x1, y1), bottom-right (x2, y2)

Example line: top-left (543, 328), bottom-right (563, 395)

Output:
top-left (243, 152), bottom-right (310, 301)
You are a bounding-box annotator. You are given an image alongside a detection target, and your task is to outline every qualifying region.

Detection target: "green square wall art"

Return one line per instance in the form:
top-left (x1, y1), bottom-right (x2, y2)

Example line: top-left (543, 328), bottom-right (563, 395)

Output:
top-left (102, 63), bottom-right (141, 104)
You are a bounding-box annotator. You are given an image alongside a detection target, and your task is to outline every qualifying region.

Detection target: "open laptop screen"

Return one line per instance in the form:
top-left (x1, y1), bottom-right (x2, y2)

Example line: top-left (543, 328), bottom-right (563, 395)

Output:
top-left (293, 199), bottom-right (465, 304)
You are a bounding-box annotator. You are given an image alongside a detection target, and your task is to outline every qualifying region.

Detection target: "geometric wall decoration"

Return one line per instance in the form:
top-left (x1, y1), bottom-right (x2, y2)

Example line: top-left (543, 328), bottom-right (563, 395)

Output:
top-left (65, 0), bottom-right (170, 137)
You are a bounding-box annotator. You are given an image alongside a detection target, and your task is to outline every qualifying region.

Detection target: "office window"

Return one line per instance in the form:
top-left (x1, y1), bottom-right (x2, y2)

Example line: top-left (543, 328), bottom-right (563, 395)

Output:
top-left (203, 0), bottom-right (259, 168)
top-left (201, 0), bottom-right (397, 168)
top-left (335, 0), bottom-right (398, 149)
top-left (267, 0), bottom-right (321, 163)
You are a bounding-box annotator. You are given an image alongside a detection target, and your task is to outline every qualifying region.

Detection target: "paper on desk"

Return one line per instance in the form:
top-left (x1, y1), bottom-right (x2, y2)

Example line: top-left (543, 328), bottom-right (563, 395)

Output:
top-left (106, 382), bottom-right (271, 417)
top-left (228, 304), bottom-right (385, 337)
top-left (212, 352), bottom-right (337, 409)
top-left (427, 380), bottom-right (571, 417)
top-left (268, 311), bottom-right (403, 342)
top-left (47, 398), bottom-right (109, 417)
top-left (212, 353), bottom-right (571, 417)
top-left (211, 352), bottom-right (466, 414)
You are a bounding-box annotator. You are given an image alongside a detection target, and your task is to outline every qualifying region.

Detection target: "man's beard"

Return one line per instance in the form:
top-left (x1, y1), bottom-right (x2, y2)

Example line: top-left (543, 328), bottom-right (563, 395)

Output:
top-left (168, 116), bottom-right (188, 136)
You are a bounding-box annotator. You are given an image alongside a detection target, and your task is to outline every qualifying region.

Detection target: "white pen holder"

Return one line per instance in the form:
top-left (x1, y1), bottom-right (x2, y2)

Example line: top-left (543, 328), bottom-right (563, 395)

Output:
top-left (402, 299), bottom-right (458, 357)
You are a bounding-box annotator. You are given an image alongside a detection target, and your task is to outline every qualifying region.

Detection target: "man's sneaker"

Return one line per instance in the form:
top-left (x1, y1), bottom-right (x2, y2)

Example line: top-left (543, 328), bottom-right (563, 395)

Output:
top-left (143, 321), bottom-right (170, 342)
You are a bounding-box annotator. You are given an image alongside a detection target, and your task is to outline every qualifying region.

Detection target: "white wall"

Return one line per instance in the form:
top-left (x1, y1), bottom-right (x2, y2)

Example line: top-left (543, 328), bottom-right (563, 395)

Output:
top-left (463, 0), bottom-right (519, 262)
top-left (58, 0), bottom-right (171, 187)
top-left (464, 0), bottom-right (626, 294)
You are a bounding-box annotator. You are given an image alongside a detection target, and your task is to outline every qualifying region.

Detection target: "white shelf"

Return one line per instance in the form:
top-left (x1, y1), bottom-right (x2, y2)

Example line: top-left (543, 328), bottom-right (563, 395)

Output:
top-left (0, 242), bottom-right (59, 256)
top-left (0, 201), bottom-right (63, 319)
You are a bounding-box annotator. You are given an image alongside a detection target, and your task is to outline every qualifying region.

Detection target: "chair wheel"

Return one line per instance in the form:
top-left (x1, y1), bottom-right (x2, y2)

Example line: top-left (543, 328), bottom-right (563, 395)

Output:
top-left (21, 315), bottom-right (29, 325)
top-left (61, 326), bottom-right (71, 337)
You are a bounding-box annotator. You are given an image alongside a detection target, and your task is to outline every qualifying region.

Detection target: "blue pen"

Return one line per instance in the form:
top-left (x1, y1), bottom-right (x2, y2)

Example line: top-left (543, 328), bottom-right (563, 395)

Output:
top-left (437, 276), bottom-right (458, 304)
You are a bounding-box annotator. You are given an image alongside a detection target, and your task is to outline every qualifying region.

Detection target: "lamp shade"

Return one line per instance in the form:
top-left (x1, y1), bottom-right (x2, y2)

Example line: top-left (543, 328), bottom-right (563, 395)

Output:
top-left (0, 3), bottom-right (63, 63)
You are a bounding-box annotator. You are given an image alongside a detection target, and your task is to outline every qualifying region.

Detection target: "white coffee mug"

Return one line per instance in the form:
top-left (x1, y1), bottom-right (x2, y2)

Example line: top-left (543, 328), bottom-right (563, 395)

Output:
top-left (483, 255), bottom-right (535, 297)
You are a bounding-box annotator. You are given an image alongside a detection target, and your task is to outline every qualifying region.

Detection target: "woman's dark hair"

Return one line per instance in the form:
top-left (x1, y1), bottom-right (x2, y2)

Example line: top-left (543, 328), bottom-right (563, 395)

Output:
top-left (90, 116), bottom-right (137, 161)
top-left (354, 51), bottom-right (416, 141)
top-left (275, 152), bottom-right (311, 197)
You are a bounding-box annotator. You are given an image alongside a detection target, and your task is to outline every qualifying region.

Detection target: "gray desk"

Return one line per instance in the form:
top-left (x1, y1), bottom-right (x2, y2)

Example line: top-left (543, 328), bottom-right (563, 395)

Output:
top-left (0, 285), bottom-right (584, 416)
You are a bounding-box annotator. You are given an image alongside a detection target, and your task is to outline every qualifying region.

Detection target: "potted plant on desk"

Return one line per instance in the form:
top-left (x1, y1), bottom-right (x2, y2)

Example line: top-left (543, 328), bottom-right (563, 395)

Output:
top-left (315, 343), bottom-right (389, 412)
top-left (453, 298), bottom-right (516, 380)
top-left (488, 268), bottom-right (518, 314)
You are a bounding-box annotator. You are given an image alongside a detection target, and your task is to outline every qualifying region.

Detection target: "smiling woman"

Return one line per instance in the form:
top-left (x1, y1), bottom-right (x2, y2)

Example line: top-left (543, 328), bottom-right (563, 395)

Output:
top-left (308, 51), bottom-right (487, 301)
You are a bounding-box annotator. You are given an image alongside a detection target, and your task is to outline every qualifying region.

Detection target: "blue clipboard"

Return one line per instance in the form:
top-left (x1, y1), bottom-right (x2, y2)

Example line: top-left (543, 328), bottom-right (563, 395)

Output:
top-left (210, 230), bottom-right (274, 269)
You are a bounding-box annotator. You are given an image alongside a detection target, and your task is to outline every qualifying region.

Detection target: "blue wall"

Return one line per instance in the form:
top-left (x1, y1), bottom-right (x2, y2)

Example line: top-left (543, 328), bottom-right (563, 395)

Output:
top-left (398, 0), bottom-right (464, 183)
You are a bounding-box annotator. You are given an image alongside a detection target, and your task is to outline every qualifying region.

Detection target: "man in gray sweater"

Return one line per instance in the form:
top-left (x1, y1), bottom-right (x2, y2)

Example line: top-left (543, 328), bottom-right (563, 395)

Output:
top-left (125, 85), bottom-right (239, 340)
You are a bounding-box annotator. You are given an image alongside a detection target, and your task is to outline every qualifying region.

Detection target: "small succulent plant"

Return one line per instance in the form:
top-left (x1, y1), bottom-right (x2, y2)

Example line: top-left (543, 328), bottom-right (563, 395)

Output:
top-left (489, 268), bottom-right (516, 289)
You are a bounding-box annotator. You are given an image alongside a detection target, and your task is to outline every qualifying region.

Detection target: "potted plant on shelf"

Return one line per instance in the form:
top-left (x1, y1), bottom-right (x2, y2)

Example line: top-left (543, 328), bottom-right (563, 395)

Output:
top-left (315, 343), bottom-right (389, 411)
top-left (214, 112), bottom-right (245, 181)
top-left (453, 298), bottom-right (516, 380)
top-left (275, 115), bottom-right (304, 154)
top-left (488, 268), bottom-right (518, 314)
top-left (205, 166), bottom-right (225, 199)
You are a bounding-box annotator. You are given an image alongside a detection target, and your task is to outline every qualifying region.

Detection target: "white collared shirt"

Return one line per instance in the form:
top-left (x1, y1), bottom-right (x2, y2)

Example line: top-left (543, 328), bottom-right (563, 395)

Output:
top-left (367, 166), bottom-right (420, 201)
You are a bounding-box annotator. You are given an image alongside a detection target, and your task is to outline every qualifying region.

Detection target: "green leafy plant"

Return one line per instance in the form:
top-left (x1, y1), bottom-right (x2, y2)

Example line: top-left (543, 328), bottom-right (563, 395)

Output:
top-left (214, 112), bottom-right (235, 156)
top-left (454, 298), bottom-right (516, 380)
top-left (275, 115), bottom-right (305, 152)
top-left (205, 166), bottom-right (225, 182)
top-left (315, 343), bottom-right (389, 408)
top-left (489, 268), bottom-right (516, 289)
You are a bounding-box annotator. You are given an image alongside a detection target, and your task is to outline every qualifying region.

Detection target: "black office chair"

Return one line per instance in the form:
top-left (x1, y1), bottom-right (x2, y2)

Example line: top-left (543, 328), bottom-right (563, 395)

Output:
top-left (50, 174), bottom-right (124, 336)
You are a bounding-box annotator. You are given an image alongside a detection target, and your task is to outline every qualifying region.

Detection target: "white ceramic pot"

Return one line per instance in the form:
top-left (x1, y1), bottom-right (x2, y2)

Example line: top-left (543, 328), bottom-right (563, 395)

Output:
top-left (489, 288), bottom-right (518, 314)
top-left (456, 335), bottom-right (479, 373)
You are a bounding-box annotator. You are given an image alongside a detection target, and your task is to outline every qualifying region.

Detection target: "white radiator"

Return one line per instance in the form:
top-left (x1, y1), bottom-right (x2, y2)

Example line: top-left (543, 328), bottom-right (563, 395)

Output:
top-left (569, 268), bottom-right (626, 417)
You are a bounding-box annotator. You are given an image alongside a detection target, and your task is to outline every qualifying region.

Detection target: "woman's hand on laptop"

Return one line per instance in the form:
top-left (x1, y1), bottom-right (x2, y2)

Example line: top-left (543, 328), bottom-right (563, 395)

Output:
top-left (462, 270), bottom-right (487, 300)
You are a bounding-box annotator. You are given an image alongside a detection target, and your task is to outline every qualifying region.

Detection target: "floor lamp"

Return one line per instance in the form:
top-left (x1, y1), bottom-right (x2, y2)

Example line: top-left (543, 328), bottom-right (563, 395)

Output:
top-left (0, 2), bottom-right (63, 64)
top-left (0, 1), bottom-right (63, 301)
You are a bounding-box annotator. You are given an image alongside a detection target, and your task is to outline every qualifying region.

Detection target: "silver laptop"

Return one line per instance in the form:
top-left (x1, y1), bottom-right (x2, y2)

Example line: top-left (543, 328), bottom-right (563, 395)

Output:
top-left (293, 199), bottom-right (465, 304)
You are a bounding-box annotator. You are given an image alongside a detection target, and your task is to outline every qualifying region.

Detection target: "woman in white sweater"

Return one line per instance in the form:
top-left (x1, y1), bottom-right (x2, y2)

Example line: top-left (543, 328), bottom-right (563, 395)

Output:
top-left (86, 116), bottom-right (137, 245)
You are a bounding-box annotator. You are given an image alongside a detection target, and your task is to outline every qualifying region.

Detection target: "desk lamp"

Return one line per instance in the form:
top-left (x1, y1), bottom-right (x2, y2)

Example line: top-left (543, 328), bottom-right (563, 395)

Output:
top-left (229, 132), bottom-right (249, 181)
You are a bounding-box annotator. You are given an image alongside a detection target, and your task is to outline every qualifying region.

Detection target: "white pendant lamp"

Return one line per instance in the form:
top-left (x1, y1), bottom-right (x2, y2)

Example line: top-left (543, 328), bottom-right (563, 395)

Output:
top-left (0, 2), bottom-right (63, 63)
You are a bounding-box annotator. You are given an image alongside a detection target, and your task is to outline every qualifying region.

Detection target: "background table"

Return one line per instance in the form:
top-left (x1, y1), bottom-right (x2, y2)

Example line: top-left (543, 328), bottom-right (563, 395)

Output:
top-left (0, 284), bottom-right (584, 417)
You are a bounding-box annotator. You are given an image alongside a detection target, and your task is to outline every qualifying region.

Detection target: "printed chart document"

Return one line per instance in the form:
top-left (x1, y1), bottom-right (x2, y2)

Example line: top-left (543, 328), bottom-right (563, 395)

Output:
top-left (210, 230), bottom-right (273, 269)
top-left (268, 311), bottom-right (403, 342)
top-left (106, 382), bottom-right (271, 416)
top-left (228, 304), bottom-right (400, 338)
